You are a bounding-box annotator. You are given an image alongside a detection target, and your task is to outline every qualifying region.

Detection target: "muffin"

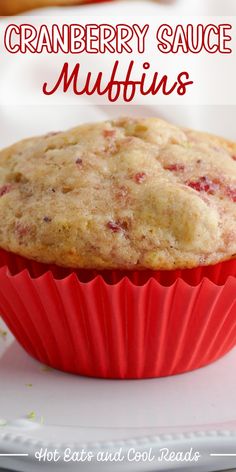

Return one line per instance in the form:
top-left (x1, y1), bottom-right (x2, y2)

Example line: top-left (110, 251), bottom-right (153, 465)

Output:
top-left (0, 117), bottom-right (236, 379)
top-left (1, 117), bottom-right (236, 270)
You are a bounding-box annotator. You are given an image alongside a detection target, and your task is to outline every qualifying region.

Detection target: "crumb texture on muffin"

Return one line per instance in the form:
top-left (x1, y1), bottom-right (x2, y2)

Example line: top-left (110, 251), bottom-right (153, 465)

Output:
top-left (0, 117), bottom-right (236, 270)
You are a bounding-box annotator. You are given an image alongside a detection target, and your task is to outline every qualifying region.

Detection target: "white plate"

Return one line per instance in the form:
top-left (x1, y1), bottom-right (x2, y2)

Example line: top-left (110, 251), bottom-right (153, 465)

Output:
top-left (0, 318), bottom-right (236, 472)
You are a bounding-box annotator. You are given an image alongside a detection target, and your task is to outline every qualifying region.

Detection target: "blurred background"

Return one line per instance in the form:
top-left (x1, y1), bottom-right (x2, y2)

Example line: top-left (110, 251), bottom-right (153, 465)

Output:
top-left (1, 0), bottom-right (236, 15)
top-left (0, 0), bottom-right (110, 15)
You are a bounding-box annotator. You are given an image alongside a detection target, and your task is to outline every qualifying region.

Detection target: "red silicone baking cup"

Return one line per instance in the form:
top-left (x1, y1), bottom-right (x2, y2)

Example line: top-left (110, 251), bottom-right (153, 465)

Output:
top-left (0, 248), bottom-right (236, 379)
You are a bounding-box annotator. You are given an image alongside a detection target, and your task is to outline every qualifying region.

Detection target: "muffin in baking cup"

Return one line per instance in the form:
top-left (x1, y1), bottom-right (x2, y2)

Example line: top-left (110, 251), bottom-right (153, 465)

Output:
top-left (0, 248), bottom-right (236, 379)
top-left (1, 117), bottom-right (236, 378)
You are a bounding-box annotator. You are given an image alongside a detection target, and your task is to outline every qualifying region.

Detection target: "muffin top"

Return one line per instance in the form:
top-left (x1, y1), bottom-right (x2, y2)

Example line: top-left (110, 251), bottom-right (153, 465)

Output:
top-left (0, 117), bottom-right (236, 270)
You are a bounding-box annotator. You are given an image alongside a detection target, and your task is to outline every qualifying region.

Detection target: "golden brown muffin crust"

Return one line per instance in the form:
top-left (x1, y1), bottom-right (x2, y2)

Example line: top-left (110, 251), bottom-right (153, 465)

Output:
top-left (0, 117), bottom-right (236, 270)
